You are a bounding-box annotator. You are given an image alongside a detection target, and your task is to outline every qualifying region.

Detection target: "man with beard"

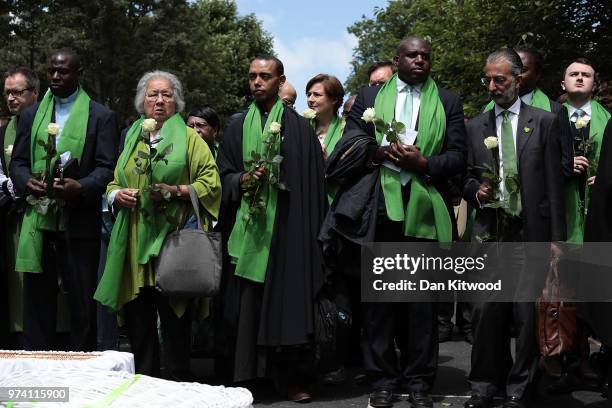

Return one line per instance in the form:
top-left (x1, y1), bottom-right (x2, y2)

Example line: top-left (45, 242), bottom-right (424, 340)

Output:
top-left (462, 49), bottom-right (564, 408)
top-left (217, 54), bottom-right (326, 402)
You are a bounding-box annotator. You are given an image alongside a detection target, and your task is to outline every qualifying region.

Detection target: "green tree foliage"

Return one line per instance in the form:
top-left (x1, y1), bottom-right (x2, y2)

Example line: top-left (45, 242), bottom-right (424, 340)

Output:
top-left (347, 0), bottom-right (611, 117)
top-left (0, 0), bottom-right (273, 122)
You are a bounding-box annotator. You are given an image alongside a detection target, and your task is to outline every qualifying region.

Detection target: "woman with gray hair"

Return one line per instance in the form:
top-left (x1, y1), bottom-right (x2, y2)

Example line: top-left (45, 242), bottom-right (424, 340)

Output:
top-left (95, 70), bottom-right (221, 379)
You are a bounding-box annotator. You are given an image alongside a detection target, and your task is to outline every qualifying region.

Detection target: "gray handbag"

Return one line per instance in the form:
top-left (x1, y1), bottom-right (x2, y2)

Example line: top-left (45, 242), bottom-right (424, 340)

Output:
top-left (154, 185), bottom-right (221, 297)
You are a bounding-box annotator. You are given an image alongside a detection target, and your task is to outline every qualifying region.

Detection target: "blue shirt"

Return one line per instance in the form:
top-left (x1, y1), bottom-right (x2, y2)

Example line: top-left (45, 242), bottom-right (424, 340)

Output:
top-left (54, 88), bottom-right (79, 144)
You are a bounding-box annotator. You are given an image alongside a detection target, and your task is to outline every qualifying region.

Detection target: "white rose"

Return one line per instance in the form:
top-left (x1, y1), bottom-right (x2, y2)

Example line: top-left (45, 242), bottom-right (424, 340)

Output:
top-left (141, 118), bottom-right (157, 132)
top-left (4, 144), bottom-right (13, 156)
top-left (575, 117), bottom-right (590, 130)
top-left (484, 136), bottom-right (498, 150)
top-left (303, 108), bottom-right (317, 119)
top-left (361, 107), bottom-right (376, 123)
top-left (46, 123), bottom-right (60, 136)
top-left (269, 122), bottom-right (282, 134)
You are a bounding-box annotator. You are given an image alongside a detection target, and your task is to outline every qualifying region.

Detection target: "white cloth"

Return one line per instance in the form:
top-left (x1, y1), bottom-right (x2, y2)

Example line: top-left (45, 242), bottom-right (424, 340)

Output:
top-left (0, 350), bottom-right (135, 379)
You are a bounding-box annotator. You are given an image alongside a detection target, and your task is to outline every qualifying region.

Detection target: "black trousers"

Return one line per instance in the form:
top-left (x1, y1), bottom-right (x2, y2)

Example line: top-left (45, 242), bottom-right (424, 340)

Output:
top-left (23, 232), bottom-right (99, 351)
top-left (362, 218), bottom-right (438, 392)
top-left (123, 287), bottom-right (193, 380)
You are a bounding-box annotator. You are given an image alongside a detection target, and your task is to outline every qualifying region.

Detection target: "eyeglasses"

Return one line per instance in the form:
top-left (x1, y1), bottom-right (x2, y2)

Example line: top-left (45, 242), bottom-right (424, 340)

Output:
top-left (4, 87), bottom-right (34, 98)
top-left (480, 76), bottom-right (509, 87)
top-left (145, 92), bottom-right (174, 102)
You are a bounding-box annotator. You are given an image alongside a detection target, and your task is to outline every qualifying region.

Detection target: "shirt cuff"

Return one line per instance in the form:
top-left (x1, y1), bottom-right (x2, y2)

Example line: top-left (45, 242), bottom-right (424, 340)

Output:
top-left (107, 189), bottom-right (119, 215)
top-left (475, 191), bottom-right (484, 209)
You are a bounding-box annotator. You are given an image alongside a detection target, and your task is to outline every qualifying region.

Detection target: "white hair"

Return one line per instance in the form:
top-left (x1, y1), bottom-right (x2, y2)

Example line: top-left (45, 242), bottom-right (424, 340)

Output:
top-left (134, 70), bottom-right (185, 114)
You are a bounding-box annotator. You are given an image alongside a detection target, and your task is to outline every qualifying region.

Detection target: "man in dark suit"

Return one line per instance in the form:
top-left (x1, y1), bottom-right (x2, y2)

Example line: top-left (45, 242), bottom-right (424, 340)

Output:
top-left (10, 48), bottom-right (118, 351)
top-left (462, 49), bottom-right (565, 408)
top-left (342, 35), bottom-right (466, 408)
top-left (0, 67), bottom-right (40, 348)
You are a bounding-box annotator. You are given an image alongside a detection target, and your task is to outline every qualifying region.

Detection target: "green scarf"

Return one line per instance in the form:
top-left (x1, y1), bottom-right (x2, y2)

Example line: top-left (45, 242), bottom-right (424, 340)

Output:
top-left (15, 89), bottom-right (90, 273)
top-left (483, 88), bottom-right (552, 112)
top-left (563, 100), bottom-right (611, 243)
top-left (323, 115), bottom-right (343, 155)
top-left (3, 116), bottom-right (17, 170)
top-left (227, 99), bottom-right (284, 282)
top-left (374, 74), bottom-right (452, 242)
top-left (94, 114), bottom-right (187, 310)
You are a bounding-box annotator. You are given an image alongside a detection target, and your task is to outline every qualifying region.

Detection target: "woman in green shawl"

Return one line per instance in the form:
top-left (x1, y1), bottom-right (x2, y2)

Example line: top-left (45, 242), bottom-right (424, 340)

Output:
top-left (305, 74), bottom-right (345, 160)
top-left (94, 70), bottom-right (221, 379)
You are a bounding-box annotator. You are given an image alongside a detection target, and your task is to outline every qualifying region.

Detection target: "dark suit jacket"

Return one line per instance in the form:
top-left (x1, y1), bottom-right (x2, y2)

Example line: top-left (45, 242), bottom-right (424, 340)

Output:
top-left (344, 82), bottom-right (467, 228)
top-left (462, 103), bottom-right (565, 242)
top-left (0, 124), bottom-right (7, 175)
top-left (10, 99), bottom-right (119, 239)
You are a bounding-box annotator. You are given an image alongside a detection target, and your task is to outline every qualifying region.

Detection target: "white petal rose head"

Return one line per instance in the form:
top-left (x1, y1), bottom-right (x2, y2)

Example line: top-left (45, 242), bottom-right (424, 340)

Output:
top-left (484, 136), bottom-right (498, 150)
top-left (141, 118), bottom-right (158, 132)
top-left (5, 144), bottom-right (13, 155)
top-left (46, 123), bottom-right (60, 136)
top-left (361, 107), bottom-right (376, 123)
top-left (269, 122), bottom-right (282, 134)
top-left (303, 108), bottom-right (317, 119)
top-left (575, 117), bottom-right (589, 129)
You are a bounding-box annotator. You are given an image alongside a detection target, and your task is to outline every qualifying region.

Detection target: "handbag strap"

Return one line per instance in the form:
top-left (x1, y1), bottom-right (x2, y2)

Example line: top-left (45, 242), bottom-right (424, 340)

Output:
top-left (186, 184), bottom-right (214, 231)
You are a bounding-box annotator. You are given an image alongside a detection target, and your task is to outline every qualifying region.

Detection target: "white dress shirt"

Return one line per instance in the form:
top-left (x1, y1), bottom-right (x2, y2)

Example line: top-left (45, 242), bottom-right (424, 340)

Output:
top-left (395, 77), bottom-right (422, 132)
top-left (520, 90), bottom-right (534, 106)
top-left (567, 101), bottom-right (592, 123)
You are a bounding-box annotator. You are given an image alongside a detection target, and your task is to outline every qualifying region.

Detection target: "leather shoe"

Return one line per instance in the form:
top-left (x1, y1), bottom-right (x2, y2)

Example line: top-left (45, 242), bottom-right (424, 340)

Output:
top-left (464, 395), bottom-right (492, 408)
top-left (547, 371), bottom-right (583, 394)
top-left (287, 384), bottom-right (311, 403)
top-left (368, 389), bottom-right (393, 408)
top-left (502, 395), bottom-right (527, 408)
top-left (409, 391), bottom-right (433, 408)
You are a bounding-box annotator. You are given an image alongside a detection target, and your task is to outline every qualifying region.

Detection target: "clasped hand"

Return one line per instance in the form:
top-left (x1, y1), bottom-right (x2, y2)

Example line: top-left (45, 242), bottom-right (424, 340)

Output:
top-left (241, 166), bottom-right (267, 186)
top-left (115, 183), bottom-right (177, 209)
top-left (26, 177), bottom-right (82, 200)
top-left (376, 143), bottom-right (428, 173)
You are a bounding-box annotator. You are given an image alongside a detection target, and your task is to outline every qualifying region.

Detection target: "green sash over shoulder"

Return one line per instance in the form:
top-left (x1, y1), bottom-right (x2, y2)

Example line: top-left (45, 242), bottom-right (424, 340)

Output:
top-left (323, 115), bottom-right (343, 156)
top-left (374, 74), bottom-right (451, 242)
top-left (484, 88), bottom-right (552, 112)
top-left (227, 99), bottom-right (284, 283)
top-left (3, 116), bottom-right (17, 169)
top-left (15, 89), bottom-right (90, 273)
top-left (564, 100), bottom-right (611, 243)
top-left (94, 114), bottom-right (187, 310)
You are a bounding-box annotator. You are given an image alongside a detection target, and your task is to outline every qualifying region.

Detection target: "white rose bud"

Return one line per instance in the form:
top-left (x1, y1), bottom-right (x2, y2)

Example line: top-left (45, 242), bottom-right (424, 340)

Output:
top-left (303, 108), bottom-right (317, 119)
top-left (269, 122), bottom-right (282, 134)
top-left (484, 136), bottom-right (498, 150)
top-left (4, 144), bottom-right (13, 156)
top-left (575, 117), bottom-right (589, 129)
top-left (361, 107), bottom-right (376, 123)
top-left (141, 118), bottom-right (158, 132)
top-left (46, 123), bottom-right (60, 136)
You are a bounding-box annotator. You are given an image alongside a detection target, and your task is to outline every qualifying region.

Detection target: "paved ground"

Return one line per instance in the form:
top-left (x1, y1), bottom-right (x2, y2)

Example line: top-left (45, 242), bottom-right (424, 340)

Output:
top-left (197, 332), bottom-right (609, 408)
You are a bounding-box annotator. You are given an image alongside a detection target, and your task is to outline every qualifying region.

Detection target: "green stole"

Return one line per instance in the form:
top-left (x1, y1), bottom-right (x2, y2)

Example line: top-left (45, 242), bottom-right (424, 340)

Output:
top-left (94, 114), bottom-right (187, 310)
top-left (15, 89), bottom-right (90, 273)
top-left (483, 88), bottom-right (552, 112)
top-left (374, 73), bottom-right (451, 242)
top-left (227, 99), bottom-right (284, 282)
top-left (3, 116), bottom-right (17, 170)
top-left (311, 115), bottom-right (343, 203)
top-left (563, 100), bottom-right (611, 243)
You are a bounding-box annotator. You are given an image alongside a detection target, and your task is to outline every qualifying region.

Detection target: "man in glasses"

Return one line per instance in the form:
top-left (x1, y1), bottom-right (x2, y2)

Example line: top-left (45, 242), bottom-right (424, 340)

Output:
top-left (10, 48), bottom-right (118, 352)
top-left (0, 67), bottom-right (39, 348)
top-left (462, 49), bottom-right (564, 408)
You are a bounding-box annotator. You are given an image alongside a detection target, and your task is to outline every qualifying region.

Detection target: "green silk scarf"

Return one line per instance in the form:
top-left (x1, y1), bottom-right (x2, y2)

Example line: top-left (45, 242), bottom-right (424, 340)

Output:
top-left (3, 116), bottom-right (17, 169)
top-left (227, 98), bottom-right (284, 282)
top-left (323, 115), bottom-right (343, 155)
top-left (374, 73), bottom-right (452, 242)
top-left (483, 88), bottom-right (552, 112)
top-left (15, 89), bottom-right (90, 273)
top-left (94, 113), bottom-right (187, 310)
top-left (563, 100), bottom-right (611, 243)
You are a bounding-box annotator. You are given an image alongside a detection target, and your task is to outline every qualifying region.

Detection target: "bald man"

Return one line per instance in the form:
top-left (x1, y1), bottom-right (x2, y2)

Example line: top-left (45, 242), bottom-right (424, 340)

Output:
top-left (279, 81), bottom-right (297, 109)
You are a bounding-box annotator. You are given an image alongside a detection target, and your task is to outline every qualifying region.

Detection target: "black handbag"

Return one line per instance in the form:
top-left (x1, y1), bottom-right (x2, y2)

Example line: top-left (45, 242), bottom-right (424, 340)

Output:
top-left (154, 185), bottom-right (221, 297)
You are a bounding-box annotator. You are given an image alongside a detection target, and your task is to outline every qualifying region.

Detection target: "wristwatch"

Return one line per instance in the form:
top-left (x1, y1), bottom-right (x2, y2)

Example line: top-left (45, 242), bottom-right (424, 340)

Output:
top-left (175, 185), bottom-right (182, 197)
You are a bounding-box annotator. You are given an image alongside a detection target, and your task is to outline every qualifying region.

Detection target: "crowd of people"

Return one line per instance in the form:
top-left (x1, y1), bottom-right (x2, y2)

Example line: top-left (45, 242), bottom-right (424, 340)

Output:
top-left (0, 34), bottom-right (611, 408)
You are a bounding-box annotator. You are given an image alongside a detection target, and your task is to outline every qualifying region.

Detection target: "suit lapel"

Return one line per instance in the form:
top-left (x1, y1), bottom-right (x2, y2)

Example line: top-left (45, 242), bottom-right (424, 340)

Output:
top-left (516, 103), bottom-right (534, 160)
top-left (481, 109), bottom-right (498, 171)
